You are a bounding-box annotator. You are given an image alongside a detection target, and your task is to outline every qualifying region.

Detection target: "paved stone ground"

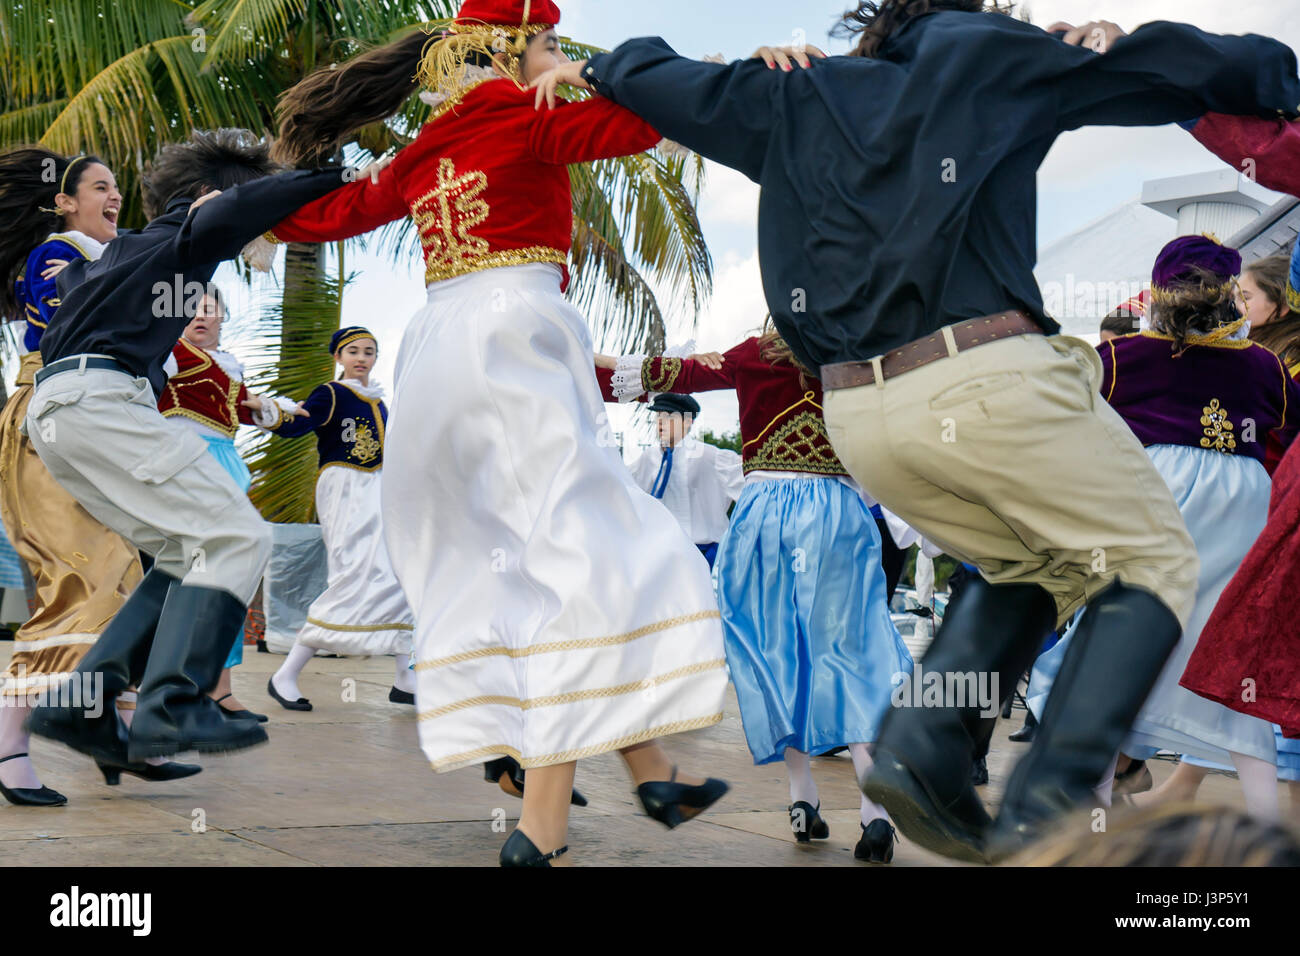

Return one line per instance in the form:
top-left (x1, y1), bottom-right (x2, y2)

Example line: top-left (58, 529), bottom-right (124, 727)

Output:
top-left (0, 641), bottom-right (1265, 867)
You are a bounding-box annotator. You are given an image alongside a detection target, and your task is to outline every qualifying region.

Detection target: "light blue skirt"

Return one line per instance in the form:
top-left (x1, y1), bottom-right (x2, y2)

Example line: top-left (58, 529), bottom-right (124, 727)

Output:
top-left (202, 434), bottom-right (252, 669)
top-left (715, 476), bottom-right (913, 764)
top-left (1028, 444), bottom-right (1276, 764)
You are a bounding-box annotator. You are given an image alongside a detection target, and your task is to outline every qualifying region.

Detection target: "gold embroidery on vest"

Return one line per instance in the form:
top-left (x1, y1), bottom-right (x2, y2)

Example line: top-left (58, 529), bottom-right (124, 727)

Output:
top-left (1199, 398), bottom-right (1237, 454)
top-left (411, 158), bottom-right (490, 280)
top-left (350, 420), bottom-right (382, 465)
top-left (746, 410), bottom-right (848, 475)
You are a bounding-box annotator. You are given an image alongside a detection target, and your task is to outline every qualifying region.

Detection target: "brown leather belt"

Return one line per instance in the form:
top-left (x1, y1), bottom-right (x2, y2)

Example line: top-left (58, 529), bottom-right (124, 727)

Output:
top-left (820, 310), bottom-right (1043, 391)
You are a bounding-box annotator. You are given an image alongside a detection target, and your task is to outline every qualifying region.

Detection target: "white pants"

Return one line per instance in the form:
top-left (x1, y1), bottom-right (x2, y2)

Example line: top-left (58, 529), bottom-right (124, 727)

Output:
top-left (27, 366), bottom-right (270, 603)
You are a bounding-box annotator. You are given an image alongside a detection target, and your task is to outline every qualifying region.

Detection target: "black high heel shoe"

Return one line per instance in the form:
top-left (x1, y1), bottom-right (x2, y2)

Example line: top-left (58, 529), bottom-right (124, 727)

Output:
top-left (789, 801), bottom-right (830, 843)
top-left (0, 753), bottom-right (68, 807)
top-left (483, 756), bottom-right (588, 807)
top-left (97, 759), bottom-right (203, 786)
top-left (388, 687), bottom-right (415, 705)
top-left (636, 766), bottom-right (729, 829)
top-left (855, 819), bottom-right (897, 863)
top-left (215, 693), bottom-right (268, 724)
top-left (499, 829), bottom-right (568, 867)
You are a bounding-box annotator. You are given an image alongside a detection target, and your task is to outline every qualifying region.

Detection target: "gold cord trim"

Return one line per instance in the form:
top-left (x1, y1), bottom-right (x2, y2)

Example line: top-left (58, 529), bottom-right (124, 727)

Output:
top-left (417, 659), bottom-right (727, 721)
top-left (429, 712), bottom-right (725, 773)
top-left (742, 391), bottom-right (820, 449)
top-left (1138, 330), bottom-right (1255, 350)
top-left (160, 405), bottom-right (238, 438)
top-left (305, 617), bottom-right (413, 633)
top-left (643, 356), bottom-right (683, 393)
top-left (414, 609), bottom-right (721, 672)
top-left (423, 245), bottom-right (567, 286)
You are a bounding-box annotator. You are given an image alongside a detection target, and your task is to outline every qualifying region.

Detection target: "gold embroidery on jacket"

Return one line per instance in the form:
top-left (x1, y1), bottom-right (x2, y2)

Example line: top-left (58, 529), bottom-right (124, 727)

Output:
top-left (643, 357), bottom-right (683, 393)
top-left (411, 158), bottom-right (490, 279)
top-left (745, 410), bottom-right (848, 475)
top-left (1199, 399), bottom-right (1237, 453)
top-left (349, 420), bottom-right (382, 465)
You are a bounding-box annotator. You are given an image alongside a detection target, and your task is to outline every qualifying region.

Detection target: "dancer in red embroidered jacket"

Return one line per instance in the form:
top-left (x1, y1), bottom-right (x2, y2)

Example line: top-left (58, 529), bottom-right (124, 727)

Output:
top-left (268, 0), bottom-right (728, 867)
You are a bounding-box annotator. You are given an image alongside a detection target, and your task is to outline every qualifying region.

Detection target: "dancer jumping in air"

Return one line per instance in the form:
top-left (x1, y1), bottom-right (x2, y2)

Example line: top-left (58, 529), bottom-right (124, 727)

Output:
top-left (270, 0), bottom-right (729, 866)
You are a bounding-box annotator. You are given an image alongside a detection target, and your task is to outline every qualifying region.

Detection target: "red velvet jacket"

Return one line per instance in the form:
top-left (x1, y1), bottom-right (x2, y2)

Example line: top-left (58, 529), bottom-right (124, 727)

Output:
top-left (271, 79), bottom-right (661, 288)
top-left (604, 337), bottom-right (850, 478)
top-left (158, 339), bottom-right (255, 438)
top-left (1190, 113), bottom-right (1300, 198)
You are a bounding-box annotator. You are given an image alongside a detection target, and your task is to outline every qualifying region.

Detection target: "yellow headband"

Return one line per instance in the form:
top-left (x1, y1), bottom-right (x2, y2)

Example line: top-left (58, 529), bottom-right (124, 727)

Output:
top-left (60, 155), bottom-right (89, 196)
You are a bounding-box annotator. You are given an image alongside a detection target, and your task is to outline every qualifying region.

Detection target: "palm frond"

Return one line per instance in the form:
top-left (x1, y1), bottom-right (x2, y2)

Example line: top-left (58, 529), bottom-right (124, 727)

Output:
top-left (188, 0), bottom-right (308, 67)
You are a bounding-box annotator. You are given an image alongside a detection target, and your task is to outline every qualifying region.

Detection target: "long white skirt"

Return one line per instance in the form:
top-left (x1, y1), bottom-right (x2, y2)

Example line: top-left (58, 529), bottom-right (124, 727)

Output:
top-left (297, 465), bottom-right (414, 656)
top-left (383, 264), bottom-right (728, 773)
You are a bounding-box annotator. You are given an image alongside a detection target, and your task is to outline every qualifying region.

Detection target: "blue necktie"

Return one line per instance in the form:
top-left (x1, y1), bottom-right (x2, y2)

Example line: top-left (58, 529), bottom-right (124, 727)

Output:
top-left (651, 446), bottom-right (674, 499)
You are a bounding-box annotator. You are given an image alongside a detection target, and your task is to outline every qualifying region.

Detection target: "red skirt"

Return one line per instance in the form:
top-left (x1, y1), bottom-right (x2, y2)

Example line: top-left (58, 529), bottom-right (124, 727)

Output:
top-left (1180, 441), bottom-right (1300, 737)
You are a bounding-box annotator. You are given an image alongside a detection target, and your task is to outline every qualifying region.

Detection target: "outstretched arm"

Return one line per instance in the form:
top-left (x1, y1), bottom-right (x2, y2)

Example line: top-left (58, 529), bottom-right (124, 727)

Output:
top-left (1052, 20), bottom-right (1300, 132)
top-left (176, 168), bottom-right (351, 265)
top-left (1186, 113), bottom-right (1300, 198)
top-left (265, 383), bottom-right (335, 439)
top-left (542, 39), bottom-right (794, 181)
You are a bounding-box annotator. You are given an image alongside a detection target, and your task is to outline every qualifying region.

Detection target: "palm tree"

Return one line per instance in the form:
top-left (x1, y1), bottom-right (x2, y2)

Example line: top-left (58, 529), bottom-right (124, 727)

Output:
top-left (0, 0), bottom-right (712, 521)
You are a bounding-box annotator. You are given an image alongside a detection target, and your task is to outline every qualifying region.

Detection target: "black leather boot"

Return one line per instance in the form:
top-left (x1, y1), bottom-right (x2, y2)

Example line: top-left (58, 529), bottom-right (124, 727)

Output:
top-left (26, 568), bottom-right (177, 764)
top-left (861, 577), bottom-right (1056, 863)
top-left (988, 582), bottom-right (1182, 861)
top-left (127, 585), bottom-right (268, 762)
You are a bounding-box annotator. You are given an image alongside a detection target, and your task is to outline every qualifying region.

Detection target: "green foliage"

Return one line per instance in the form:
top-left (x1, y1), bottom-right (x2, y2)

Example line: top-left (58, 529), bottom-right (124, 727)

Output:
top-left (696, 428), bottom-right (742, 454)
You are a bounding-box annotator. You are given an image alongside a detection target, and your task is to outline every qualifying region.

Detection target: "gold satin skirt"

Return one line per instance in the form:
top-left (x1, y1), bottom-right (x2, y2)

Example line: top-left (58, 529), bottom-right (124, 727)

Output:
top-left (0, 352), bottom-right (143, 698)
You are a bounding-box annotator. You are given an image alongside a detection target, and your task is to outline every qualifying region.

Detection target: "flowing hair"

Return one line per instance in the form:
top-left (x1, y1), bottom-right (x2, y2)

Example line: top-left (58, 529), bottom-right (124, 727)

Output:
top-left (141, 129), bottom-right (282, 219)
top-left (835, 0), bottom-right (1016, 59)
top-left (757, 315), bottom-right (816, 388)
top-left (1244, 253), bottom-right (1300, 369)
top-left (0, 146), bottom-right (107, 318)
top-left (275, 31), bottom-right (431, 168)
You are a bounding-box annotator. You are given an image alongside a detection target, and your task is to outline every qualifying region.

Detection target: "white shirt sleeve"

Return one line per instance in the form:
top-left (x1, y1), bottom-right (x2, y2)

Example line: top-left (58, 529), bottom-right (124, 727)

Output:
top-left (715, 448), bottom-right (745, 503)
top-left (162, 352), bottom-right (178, 380)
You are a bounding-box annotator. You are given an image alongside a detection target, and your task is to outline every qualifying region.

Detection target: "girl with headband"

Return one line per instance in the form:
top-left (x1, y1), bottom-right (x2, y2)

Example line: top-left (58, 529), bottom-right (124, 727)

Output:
top-left (0, 146), bottom-right (197, 805)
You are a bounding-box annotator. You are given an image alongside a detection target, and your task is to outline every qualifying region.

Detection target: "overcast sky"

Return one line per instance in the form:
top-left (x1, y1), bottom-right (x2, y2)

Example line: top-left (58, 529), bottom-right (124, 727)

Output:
top-left (213, 0), bottom-right (1300, 445)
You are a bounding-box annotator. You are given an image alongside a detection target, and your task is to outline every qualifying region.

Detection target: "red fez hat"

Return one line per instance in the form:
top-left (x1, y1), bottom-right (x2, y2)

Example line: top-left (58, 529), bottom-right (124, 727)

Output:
top-left (453, 0), bottom-right (561, 31)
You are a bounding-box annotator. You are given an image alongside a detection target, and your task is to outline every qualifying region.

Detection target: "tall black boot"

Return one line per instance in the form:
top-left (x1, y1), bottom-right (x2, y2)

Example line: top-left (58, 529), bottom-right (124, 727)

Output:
top-left (127, 585), bottom-right (267, 762)
top-left (26, 568), bottom-right (177, 764)
top-left (989, 581), bottom-right (1181, 860)
top-left (861, 577), bottom-right (1056, 862)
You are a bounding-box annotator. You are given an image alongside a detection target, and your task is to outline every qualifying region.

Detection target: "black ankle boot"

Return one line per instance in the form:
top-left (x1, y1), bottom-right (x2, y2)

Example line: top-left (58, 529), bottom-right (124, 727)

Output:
top-left (127, 585), bottom-right (268, 762)
top-left (1009, 710), bottom-right (1038, 743)
top-left (861, 577), bottom-right (1056, 863)
top-left (26, 569), bottom-right (176, 764)
top-left (989, 582), bottom-right (1182, 860)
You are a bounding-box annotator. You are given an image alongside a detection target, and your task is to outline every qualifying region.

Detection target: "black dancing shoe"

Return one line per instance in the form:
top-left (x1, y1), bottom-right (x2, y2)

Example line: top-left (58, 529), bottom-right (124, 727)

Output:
top-left (483, 755), bottom-right (588, 807)
top-left (1008, 710), bottom-right (1038, 743)
top-left (970, 755), bottom-right (989, 787)
top-left (97, 759), bottom-right (202, 786)
top-left (0, 754), bottom-right (68, 807)
top-left (267, 677), bottom-right (312, 712)
top-left (499, 829), bottom-right (568, 867)
top-left (854, 819), bottom-right (897, 864)
top-left (388, 686), bottom-right (415, 705)
top-left (636, 766), bottom-right (729, 829)
top-left (214, 693), bottom-right (268, 724)
top-left (789, 801), bottom-right (830, 842)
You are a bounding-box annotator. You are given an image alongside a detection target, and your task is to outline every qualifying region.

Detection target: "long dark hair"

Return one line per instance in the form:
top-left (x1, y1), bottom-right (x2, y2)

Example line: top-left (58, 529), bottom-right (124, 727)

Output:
top-left (0, 146), bottom-right (106, 318)
top-left (275, 31), bottom-right (432, 168)
top-left (836, 0), bottom-right (1013, 58)
top-left (141, 129), bottom-right (281, 219)
top-left (1244, 253), bottom-right (1300, 369)
top-left (1150, 267), bottom-right (1242, 355)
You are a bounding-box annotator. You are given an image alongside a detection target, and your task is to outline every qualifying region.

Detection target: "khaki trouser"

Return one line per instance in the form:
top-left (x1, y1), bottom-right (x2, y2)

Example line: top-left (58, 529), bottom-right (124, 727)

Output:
top-left (25, 366), bottom-right (270, 604)
top-left (823, 334), bottom-right (1198, 628)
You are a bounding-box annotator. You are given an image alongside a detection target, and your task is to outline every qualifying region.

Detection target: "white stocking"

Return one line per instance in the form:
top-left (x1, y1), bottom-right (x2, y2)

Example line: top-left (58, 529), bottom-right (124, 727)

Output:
top-left (393, 654), bottom-right (415, 693)
top-left (849, 743), bottom-right (890, 826)
top-left (784, 748), bottom-right (818, 806)
top-left (271, 642), bottom-right (317, 701)
top-left (1230, 751), bottom-right (1280, 822)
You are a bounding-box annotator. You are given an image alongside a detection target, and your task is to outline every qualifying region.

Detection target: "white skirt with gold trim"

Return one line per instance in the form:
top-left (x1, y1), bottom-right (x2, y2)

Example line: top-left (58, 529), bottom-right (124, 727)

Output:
top-left (384, 263), bottom-right (728, 772)
top-left (296, 465), bottom-right (414, 656)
